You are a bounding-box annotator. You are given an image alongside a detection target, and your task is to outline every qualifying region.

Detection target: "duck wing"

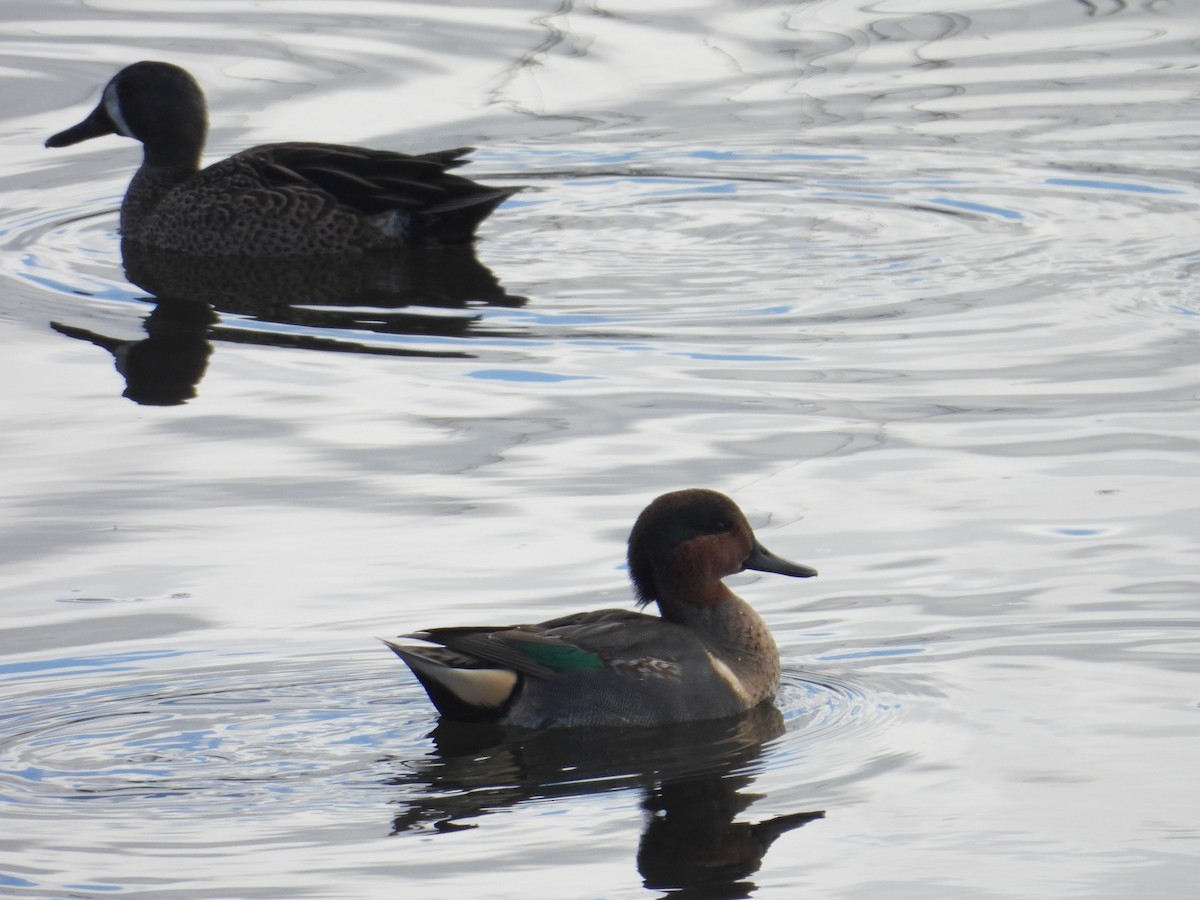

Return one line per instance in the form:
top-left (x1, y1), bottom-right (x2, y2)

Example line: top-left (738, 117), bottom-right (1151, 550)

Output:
top-left (236, 142), bottom-right (516, 216)
top-left (403, 609), bottom-right (695, 679)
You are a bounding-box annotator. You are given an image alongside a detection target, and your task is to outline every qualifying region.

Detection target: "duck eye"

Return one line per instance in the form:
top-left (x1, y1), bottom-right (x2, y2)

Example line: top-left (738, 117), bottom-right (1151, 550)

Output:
top-left (708, 519), bottom-right (730, 533)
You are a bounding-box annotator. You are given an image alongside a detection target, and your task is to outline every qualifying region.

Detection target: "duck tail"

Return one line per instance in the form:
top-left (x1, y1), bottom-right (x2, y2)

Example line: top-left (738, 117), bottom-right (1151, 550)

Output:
top-left (381, 638), bottom-right (519, 722)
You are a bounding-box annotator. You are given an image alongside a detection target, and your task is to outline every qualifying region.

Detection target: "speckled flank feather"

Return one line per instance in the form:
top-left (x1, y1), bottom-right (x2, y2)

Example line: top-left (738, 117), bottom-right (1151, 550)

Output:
top-left (46, 62), bottom-right (520, 256)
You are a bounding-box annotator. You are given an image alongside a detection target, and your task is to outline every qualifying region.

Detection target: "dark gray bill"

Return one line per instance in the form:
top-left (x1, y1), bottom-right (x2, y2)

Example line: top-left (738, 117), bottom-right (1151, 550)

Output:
top-left (745, 541), bottom-right (818, 578)
top-left (46, 103), bottom-right (116, 148)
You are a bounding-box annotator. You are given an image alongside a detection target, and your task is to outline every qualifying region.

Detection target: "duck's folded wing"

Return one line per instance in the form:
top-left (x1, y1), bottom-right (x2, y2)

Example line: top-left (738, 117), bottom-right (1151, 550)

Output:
top-left (242, 143), bottom-right (480, 213)
top-left (405, 609), bottom-right (670, 680)
top-left (404, 626), bottom-right (591, 679)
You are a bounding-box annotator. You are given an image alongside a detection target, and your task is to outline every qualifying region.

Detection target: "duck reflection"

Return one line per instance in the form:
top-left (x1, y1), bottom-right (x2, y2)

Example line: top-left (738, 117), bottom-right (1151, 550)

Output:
top-left (386, 705), bottom-right (824, 894)
top-left (51, 297), bottom-right (214, 406)
top-left (49, 241), bottom-right (526, 405)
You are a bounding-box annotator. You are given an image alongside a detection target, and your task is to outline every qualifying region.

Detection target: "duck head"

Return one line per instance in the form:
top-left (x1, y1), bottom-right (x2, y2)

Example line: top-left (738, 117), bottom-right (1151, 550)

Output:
top-left (46, 61), bottom-right (207, 168)
top-left (627, 489), bottom-right (817, 616)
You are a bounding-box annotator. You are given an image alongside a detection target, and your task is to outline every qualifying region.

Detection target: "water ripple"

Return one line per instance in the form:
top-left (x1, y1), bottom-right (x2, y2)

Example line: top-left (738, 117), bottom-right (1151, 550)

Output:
top-left (0, 650), bottom-right (421, 818)
top-left (3, 1), bottom-right (1200, 896)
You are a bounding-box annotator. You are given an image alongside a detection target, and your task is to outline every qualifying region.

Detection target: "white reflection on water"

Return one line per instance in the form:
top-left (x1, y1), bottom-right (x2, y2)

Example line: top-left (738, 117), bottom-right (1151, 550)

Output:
top-left (1, 0), bottom-right (1199, 897)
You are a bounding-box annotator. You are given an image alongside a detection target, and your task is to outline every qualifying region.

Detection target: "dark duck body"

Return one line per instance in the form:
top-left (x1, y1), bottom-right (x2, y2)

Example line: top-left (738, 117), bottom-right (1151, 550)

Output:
top-left (384, 489), bottom-right (819, 728)
top-left (46, 61), bottom-right (520, 256)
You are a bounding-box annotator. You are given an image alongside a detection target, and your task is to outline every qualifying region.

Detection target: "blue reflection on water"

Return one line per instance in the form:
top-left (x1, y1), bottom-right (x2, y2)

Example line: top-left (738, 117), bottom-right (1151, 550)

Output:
top-left (490, 310), bottom-right (612, 325)
top-left (467, 369), bottom-right (596, 382)
top-left (0, 874), bottom-right (37, 889)
top-left (1045, 177), bottom-right (1184, 195)
top-left (814, 190), bottom-right (892, 201)
top-left (0, 650), bottom-right (184, 681)
top-left (927, 198), bottom-right (1023, 220)
top-left (19, 268), bottom-right (137, 302)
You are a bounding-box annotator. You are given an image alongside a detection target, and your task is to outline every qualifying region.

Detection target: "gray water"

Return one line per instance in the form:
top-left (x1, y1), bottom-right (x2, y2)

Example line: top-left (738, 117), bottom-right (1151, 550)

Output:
top-left (1, 1), bottom-right (1198, 897)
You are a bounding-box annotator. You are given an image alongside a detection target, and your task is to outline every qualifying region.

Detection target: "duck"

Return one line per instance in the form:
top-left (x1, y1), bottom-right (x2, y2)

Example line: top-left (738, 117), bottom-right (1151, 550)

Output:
top-left (45, 61), bottom-right (521, 256)
top-left (383, 489), bottom-right (818, 728)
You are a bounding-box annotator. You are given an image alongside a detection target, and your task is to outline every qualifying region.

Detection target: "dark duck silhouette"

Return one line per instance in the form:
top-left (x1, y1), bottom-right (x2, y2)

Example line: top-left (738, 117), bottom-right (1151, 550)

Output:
top-left (46, 61), bottom-right (521, 256)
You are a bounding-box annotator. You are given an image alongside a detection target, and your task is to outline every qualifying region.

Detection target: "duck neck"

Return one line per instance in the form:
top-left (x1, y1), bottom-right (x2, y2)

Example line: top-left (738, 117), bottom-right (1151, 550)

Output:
top-left (142, 135), bottom-right (202, 170)
top-left (121, 160), bottom-right (194, 238)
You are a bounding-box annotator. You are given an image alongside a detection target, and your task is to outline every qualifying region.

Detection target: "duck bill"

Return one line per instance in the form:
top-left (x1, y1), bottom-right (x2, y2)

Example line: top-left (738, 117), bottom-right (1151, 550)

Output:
top-left (745, 541), bottom-right (818, 578)
top-left (46, 102), bottom-right (116, 148)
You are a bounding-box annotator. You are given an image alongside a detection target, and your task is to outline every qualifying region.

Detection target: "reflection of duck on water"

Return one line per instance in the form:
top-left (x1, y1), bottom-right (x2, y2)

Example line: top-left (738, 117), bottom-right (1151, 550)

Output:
top-left (638, 768), bottom-right (823, 893)
top-left (121, 240), bottom-right (526, 329)
top-left (385, 705), bottom-right (824, 893)
top-left (51, 297), bottom-right (214, 406)
top-left (49, 242), bottom-right (527, 406)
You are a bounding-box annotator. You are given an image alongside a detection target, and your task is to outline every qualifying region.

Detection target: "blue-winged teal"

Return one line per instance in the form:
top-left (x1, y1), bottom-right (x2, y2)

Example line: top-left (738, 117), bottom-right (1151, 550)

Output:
top-left (46, 61), bottom-right (521, 256)
top-left (383, 489), bottom-right (818, 728)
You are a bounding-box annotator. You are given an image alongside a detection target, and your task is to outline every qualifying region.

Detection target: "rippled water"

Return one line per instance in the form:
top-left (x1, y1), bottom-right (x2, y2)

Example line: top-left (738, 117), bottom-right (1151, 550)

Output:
top-left (2, 1), bottom-right (1199, 897)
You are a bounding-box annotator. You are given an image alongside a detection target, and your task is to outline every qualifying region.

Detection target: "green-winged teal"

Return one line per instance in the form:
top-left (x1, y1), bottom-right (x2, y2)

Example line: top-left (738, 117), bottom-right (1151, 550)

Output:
top-left (383, 489), bottom-right (818, 728)
top-left (46, 61), bottom-right (521, 256)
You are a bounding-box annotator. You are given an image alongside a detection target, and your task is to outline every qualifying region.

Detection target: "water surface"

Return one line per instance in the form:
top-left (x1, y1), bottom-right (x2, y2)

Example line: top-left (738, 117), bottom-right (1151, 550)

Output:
top-left (1, 1), bottom-right (1198, 897)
